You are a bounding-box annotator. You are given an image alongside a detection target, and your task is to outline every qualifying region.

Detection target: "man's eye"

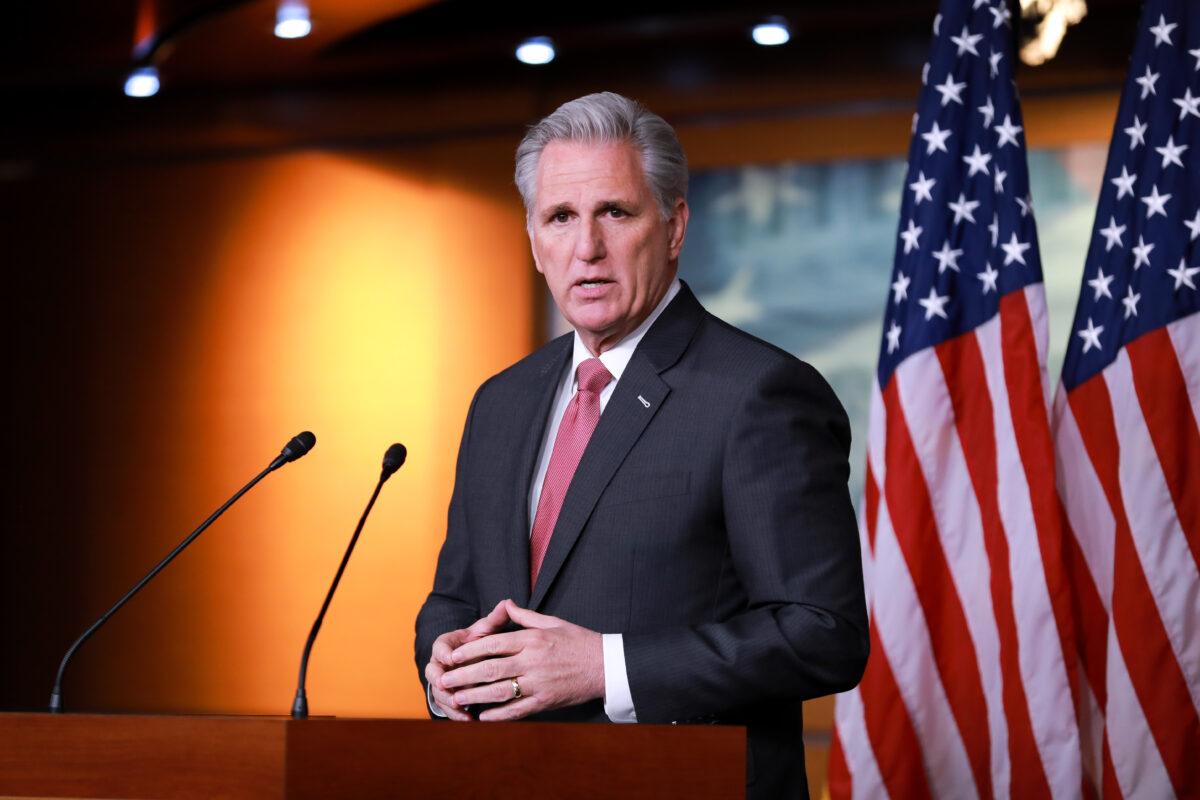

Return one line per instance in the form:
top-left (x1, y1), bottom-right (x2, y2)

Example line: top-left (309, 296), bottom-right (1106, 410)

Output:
top-left (607, 207), bottom-right (627, 218)
top-left (551, 211), bottom-right (570, 223)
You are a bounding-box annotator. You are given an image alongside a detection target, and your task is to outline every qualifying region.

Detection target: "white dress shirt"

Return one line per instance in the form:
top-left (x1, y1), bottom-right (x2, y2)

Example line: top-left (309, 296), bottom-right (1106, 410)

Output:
top-left (429, 278), bottom-right (681, 721)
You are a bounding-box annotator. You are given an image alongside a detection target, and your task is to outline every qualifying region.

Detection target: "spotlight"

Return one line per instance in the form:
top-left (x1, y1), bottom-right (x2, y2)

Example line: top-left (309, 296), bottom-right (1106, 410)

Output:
top-left (752, 17), bottom-right (790, 46)
top-left (275, 1), bottom-right (312, 39)
top-left (516, 36), bottom-right (555, 65)
top-left (124, 66), bottom-right (160, 98)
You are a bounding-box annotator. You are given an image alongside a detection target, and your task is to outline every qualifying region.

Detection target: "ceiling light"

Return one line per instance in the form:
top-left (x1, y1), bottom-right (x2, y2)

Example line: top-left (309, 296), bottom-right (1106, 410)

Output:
top-left (516, 37), bottom-right (555, 65)
top-left (275, 1), bottom-right (312, 39)
top-left (124, 66), bottom-right (160, 98)
top-left (752, 18), bottom-right (790, 46)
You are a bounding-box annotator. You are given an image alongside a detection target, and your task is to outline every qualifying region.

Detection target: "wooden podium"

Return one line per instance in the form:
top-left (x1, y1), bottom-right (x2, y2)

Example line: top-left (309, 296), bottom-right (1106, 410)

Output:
top-left (0, 712), bottom-right (745, 799)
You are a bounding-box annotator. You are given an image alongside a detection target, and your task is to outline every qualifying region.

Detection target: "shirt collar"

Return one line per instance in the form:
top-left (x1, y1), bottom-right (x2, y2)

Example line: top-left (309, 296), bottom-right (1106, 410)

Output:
top-left (569, 278), bottom-right (681, 386)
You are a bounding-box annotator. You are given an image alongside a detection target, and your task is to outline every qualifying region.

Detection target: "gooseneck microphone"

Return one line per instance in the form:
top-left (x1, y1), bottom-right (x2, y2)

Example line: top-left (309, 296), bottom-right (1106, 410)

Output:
top-left (48, 431), bottom-right (317, 713)
top-left (291, 443), bottom-right (406, 719)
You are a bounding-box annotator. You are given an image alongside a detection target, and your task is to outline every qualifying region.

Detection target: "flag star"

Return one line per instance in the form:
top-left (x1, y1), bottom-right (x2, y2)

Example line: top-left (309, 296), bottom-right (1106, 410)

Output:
top-left (1098, 216), bottom-right (1126, 251)
top-left (900, 219), bottom-right (923, 253)
top-left (934, 73), bottom-right (967, 106)
top-left (922, 121), bottom-right (953, 154)
top-left (932, 241), bottom-right (964, 273)
top-left (912, 112), bottom-right (919, 133)
top-left (909, 171), bottom-right (936, 204)
top-left (988, 49), bottom-right (1003, 78)
top-left (1136, 66), bottom-right (1160, 99)
top-left (918, 287), bottom-right (950, 320)
top-left (1124, 115), bottom-right (1148, 149)
top-left (1149, 14), bottom-right (1177, 47)
top-left (989, 2), bottom-right (1011, 28)
top-left (1190, 46), bottom-right (1200, 70)
top-left (1140, 184), bottom-right (1171, 218)
top-left (1088, 267), bottom-right (1115, 301)
top-left (988, 212), bottom-right (1000, 246)
top-left (1168, 258), bottom-right (1200, 290)
top-left (886, 321), bottom-right (903, 353)
top-left (962, 145), bottom-right (992, 176)
top-left (1016, 194), bottom-right (1033, 217)
top-left (1077, 317), bottom-right (1104, 353)
top-left (971, 0), bottom-right (987, 9)
top-left (1174, 88), bottom-right (1200, 120)
top-left (891, 271), bottom-right (911, 304)
top-left (993, 168), bottom-right (1008, 194)
top-left (1186, 210), bottom-right (1200, 241)
top-left (994, 115), bottom-right (1023, 148)
top-left (978, 96), bottom-right (996, 128)
top-left (1001, 231), bottom-right (1030, 265)
top-left (1110, 166), bottom-right (1137, 199)
top-left (1132, 235), bottom-right (1154, 270)
top-left (977, 262), bottom-right (1000, 294)
top-left (1122, 285), bottom-right (1141, 319)
top-left (922, 62), bottom-right (930, 85)
top-left (933, 13), bottom-right (942, 35)
top-left (948, 191), bottom-right (981, 224)
top-left (951, 25), bottom-right (983, 57)
top-left (1157, 135), bottom-right (1188, 169)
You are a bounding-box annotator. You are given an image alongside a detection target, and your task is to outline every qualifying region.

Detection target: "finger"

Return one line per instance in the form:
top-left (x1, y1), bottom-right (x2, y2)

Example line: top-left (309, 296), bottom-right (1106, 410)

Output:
top-left (441, 655), bottom-right (519, 690)
top-left (431, 690), bottom-right (473, 722)
top-left (452, 677), bottom-right (526, 708)
top-left (504, 600), bottom-right (562, 630)
top-left (465, 600), bottom-right (512, 640)
top-left (451, 631), bottom-right (526, 665)
top-left (432, 629), bottom-right (467, 666)
top-left (479, 696), bottom-right (543, 722)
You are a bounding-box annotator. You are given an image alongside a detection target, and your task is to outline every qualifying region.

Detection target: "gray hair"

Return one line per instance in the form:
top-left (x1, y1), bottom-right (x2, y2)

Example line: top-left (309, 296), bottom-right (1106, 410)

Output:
top-left (514, 92), bottom-right (688, 222)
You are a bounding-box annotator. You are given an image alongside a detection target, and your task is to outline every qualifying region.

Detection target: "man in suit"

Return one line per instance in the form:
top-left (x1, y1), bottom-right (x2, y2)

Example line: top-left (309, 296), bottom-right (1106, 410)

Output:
top-left (415, 92), bottom-right (868, 798)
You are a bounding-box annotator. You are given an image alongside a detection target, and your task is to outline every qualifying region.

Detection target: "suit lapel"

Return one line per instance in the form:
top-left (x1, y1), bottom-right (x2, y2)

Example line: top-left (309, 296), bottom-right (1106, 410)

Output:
top-left (506, 336), bottom-right (571, 607)
top-left (528, 283), bottom-right (705, 610)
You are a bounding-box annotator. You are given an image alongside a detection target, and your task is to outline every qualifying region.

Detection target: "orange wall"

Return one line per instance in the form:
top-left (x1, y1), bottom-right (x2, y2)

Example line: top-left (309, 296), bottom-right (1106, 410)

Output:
top-left (33, 139), bottom-right (534, 718)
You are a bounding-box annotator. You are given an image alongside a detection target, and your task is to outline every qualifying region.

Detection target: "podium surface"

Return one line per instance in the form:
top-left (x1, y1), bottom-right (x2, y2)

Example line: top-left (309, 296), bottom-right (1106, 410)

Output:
top-left (0, 712), bottom-right (745, 799)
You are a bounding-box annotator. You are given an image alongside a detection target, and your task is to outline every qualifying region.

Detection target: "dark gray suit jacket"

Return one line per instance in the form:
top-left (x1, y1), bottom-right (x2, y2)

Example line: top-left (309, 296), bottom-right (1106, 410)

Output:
top-left (415, 283), bottom-right (868, 799)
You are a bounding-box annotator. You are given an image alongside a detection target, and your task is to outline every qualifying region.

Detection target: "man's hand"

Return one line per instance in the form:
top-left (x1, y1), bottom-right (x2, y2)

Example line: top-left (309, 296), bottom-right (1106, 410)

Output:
top-left (439, 599), bottom-right (604, 721)
top-left (424, 600), bottom-right (511, 721)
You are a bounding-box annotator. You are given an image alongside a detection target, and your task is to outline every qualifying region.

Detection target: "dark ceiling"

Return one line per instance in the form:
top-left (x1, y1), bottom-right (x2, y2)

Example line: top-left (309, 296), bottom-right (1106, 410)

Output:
top-left (4, 1), bottom-right (1140, 95)
top-left (0, 1), bottom-right (1141, 163)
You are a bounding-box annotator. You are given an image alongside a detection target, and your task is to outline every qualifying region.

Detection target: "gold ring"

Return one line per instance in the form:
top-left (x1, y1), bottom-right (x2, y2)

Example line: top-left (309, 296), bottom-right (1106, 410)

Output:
top-left (511, 678), bottom-right (522, 699)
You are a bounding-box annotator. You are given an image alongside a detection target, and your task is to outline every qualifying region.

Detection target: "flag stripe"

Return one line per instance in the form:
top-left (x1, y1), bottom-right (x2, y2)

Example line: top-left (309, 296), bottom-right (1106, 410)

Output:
top-left (1104, 625), bottom-right (1174, 799)
top-left (935, 329), bottom-right (1051, 799)
top-left (882, 378), bottom-right (992, 800)
top-left (1166, 316), bottom-right (1200, 428)
top-left (827, 723), bottom-right (853, 799)
top-left (871, 495), bottom-right (975, 799)
top-left (1108, 350), bottom-right (1200, 715)
top-left (861, 624), bottom-right (932, 799)
top-left (831, 686), bottom-right (889, 800)
top-left (1127, 326), bottom-right (1200, 570)
top-left (1067, 376), bottom-right (1200, 796)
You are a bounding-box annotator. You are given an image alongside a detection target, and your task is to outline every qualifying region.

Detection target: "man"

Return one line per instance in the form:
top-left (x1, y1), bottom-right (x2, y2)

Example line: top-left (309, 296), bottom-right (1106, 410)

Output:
top-left (415, 92), bottom-right (868, 799)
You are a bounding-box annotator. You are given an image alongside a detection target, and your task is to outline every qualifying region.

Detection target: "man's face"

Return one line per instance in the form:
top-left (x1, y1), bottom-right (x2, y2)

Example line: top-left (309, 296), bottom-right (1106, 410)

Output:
top-left (529, 139), bottom-right (688, 355)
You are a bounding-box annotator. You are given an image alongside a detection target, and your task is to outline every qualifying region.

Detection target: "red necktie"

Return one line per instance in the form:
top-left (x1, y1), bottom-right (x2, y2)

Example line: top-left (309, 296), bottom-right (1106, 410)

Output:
top-left (529, 357), bottom-right (614, 586)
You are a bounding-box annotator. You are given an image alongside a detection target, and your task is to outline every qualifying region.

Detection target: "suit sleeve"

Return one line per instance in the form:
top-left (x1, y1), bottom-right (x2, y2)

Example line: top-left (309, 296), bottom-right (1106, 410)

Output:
top-left (621, 357), bottom-right (869, 723)
top-left (413, 383), bottom-right (487, 706)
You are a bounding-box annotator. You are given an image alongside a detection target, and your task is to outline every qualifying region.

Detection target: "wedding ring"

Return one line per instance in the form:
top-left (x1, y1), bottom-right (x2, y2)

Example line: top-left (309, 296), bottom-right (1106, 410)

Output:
top-left (511, 678), bottom-right (522, 699)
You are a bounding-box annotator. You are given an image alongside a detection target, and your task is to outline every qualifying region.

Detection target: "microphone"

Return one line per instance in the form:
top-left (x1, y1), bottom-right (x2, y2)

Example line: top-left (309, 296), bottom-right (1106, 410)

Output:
top-left (291, 443), bottom-right (406, 719)
top-left (48, 431), bottom-right (317, 713)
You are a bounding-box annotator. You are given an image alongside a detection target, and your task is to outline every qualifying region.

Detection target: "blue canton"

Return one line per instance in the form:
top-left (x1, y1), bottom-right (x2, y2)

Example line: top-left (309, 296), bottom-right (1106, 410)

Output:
top-left (1061, 0), bottom-right (1200, 390)
top-left (879, 0), bottom-right (1041, 387)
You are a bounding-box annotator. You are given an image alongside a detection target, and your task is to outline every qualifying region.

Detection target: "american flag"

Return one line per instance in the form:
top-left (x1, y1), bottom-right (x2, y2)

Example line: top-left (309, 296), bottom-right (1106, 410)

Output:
top-left (1051, 0), bottom-right (1200, 796)
top-left (828, 0), bottom-right (1084, 796)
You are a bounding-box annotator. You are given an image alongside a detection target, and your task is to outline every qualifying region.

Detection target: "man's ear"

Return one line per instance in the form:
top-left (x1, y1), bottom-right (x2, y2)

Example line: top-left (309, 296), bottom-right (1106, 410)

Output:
top-left (667, 198), bottom-right (690, 260)
top-left (529, 224), bottom-right (545, 275)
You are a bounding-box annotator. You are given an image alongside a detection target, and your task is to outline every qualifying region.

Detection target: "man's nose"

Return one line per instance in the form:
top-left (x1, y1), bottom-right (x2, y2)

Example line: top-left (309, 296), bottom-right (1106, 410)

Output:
top-left (573, 217), bottom-right (606, 263)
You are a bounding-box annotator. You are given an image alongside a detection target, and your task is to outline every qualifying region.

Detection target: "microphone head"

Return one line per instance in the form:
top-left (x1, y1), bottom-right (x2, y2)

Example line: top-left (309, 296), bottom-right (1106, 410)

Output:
top-left (381, 443), bottom-right (407, 479)
top-left (280, 431), bottom-right (317, 463)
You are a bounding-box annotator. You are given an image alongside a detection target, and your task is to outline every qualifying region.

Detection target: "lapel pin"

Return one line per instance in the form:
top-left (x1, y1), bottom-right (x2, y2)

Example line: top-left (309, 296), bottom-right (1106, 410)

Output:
top-left (637, 395), bottom-right (651, 409)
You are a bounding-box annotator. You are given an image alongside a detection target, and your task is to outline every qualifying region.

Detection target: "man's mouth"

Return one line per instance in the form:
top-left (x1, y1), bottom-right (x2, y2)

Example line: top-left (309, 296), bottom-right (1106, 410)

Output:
top-left (576, 279), bottom-right (613, 288)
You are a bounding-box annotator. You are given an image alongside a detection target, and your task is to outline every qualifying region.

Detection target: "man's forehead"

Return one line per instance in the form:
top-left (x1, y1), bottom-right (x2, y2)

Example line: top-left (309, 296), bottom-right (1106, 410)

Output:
top-left (535, 140), bottom-right (647, 202)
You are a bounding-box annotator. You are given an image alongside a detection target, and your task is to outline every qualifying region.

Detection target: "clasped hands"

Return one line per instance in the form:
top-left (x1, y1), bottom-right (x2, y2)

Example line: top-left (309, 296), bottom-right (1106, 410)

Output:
top-left (425, 599), bottom-right (604, 721)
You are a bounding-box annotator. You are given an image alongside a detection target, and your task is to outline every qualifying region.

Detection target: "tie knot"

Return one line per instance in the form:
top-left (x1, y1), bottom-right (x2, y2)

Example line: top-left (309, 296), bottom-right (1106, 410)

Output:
top-left (576, 358), bottom-right (613, 395)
